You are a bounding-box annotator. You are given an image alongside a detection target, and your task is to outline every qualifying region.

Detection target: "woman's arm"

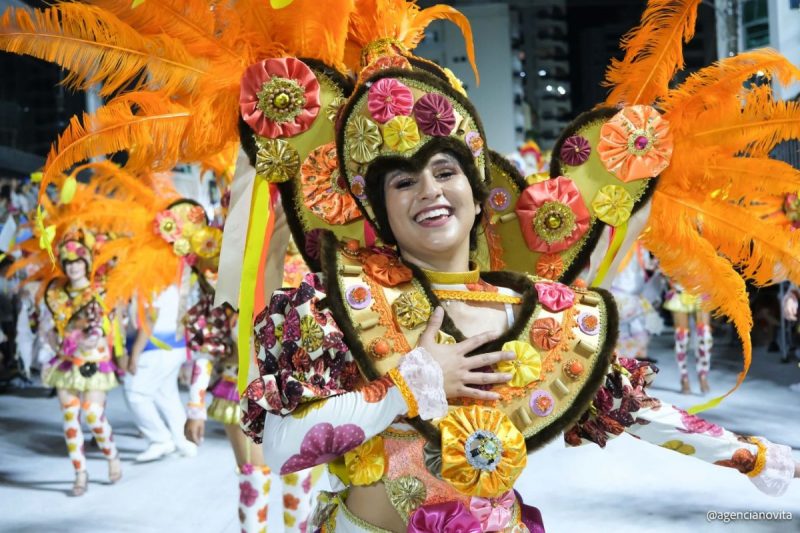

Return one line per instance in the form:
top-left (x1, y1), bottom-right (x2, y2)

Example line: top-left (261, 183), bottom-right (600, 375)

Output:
top-left (566, 357), bottom-right (797, 496)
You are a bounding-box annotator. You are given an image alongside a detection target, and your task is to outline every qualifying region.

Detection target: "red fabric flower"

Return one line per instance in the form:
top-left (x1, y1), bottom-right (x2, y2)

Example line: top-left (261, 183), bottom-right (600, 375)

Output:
top-left (515, 176), bottom-right (590, 253)
top-left (413, 93), bottom-right (456, 136)
top-left (534, 281), bottom-right (575, 312)
top-left (367, 78), bottom-right (414, 124)
top-left (363, 253), bottom-right (413, 286)
top-left (240, 58), bottom-right (321, 138)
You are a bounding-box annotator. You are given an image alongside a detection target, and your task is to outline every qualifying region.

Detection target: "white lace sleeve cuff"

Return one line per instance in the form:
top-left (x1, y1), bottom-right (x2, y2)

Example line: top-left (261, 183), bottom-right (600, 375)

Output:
top-left (187, 405), bottom-right (207, 420)
top-left (749, 438), bottom-right (796, 497)
top-left (397, 347), bottom-right (448, 420)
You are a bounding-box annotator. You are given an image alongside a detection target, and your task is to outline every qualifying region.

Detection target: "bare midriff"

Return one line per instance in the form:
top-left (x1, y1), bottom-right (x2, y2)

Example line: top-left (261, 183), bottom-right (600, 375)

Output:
top-left (343, 300), bottom-right (515, 531)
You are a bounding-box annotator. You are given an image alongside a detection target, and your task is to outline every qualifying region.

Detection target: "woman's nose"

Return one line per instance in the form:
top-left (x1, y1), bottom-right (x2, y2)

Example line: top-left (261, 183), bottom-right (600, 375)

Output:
top-left (417, 172), bottom-right (443, 200)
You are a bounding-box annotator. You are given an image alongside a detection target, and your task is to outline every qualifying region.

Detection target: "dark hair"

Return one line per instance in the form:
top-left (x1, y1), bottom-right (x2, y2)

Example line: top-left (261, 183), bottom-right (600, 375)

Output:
top-left (363, 137), bottom-right (489, 250)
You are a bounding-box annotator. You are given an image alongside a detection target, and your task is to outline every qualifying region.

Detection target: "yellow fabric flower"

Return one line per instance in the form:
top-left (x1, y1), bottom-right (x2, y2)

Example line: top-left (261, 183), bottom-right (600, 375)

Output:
top-left (661, 440), bottom-right (696, 455)
top-left (255, 137), bottom-right (300, 183)
top-left (344, 436), bottom-right (386, 486)
top-left (440, 405), bottom-right (526, 498)
top-left (282, 473), bottom-right (298, 486)
top-left (383, 116), bottom-right (421, 152)
top-left (591, 184), bottom-right (634, 227)
top-left (346, 115), bottom-right (382, 163)
top-left (497, 341), bottom-right (542, 387)
top-left (392, 290), bottom-right (431, 330)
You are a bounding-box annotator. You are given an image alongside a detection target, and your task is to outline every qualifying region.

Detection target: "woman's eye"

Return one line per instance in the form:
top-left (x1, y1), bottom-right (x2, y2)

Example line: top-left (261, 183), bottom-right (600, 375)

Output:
top-left (394, 178), bottom-right (414, 189)
top-left (435, 171), bottom-right (454, 180)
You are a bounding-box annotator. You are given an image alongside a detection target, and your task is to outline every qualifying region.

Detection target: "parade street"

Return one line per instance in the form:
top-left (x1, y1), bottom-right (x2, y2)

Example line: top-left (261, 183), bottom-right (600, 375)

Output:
top-left (1, 331), bottom-right (799, 533)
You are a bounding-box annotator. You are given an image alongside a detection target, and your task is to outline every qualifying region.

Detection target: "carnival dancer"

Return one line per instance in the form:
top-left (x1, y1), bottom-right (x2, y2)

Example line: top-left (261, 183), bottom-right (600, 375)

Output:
top-left (610, 242), bottom-right (663, 362)
top-left (37, 229), bottom-right (121, 496)
top-left (663, 280), bottom-right (713, 394)
top-left (125, 283), bottom-right (198, 461)
top-left (4, 0), bottom-right (800, 529)
top-left (183, 192), bottom-right (321, 532)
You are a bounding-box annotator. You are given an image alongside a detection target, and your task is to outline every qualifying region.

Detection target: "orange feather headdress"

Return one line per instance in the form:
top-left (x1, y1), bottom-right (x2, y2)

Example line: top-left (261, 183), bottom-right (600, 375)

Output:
top-left (592, 0), bottom-right (800, 411)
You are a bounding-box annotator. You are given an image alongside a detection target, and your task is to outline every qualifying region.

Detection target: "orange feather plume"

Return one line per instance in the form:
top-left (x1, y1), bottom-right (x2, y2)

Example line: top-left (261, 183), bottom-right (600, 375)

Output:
top-left (0, 4), bottom-right (206, 98)
top-left (603, 0), bottom-right (701, 106)
top-left (346, 0), bottom-right (479, 83)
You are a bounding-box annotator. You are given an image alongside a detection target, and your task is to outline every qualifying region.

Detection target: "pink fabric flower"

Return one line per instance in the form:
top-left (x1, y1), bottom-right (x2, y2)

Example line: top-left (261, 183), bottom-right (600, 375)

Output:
top-left (515, 176), bottom-right (591, 253)
top-left (240, 58), bottom-right (321, 138)
top-left (61, 330), bottom-right (81, 357)
top-left (239, 481), bottom-right (258, 506)
top-left (534, 281), bottom-right (575, 312)
top-left (408, 501), bottom-right (482, 533)
top-left (280, 422), bottom-right (365, 474)
top-left (469, 490), bottom-right (515, 532)
top-left (367, 78), bottom-right (414, 124)
top-left (240, 463), bottom-right (254, 475)
top-left (677, 408), bottom-right (723, 437)
top-left (413, 93), bottom-right (456, 136)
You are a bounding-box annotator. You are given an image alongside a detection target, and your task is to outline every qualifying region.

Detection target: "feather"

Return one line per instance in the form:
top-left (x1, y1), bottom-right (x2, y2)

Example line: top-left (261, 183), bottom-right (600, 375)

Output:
top-left (0, 4), bottom-right (206, 97)
top-left (346, 0), bottom-right (479, 83)
top-left (662, 49), bottom-right (800, 124)
top-left (88, 0), bottom-right (244, 60)
top-left (39, 92), bottom-right (191, 201)
top-left (603, 0), bottom-right (701, 106)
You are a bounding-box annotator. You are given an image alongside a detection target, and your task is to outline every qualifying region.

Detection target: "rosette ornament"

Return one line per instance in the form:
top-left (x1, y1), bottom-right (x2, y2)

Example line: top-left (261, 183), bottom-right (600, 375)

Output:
top-left (515, 176), bottom-right (590, 253)
top-left (300, 143), bottom-right (362, 224)
top-left (597, 105), bottom-right (673, 182)
top-left (239, 58), bottom-right (321, 139)
top-left (440, 405), bottom-right (526, 498)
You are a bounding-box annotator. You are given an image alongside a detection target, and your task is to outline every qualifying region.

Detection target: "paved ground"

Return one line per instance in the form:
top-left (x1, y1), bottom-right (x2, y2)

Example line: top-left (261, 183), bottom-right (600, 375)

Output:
top-left (1, 330), bottom-right (798, 533)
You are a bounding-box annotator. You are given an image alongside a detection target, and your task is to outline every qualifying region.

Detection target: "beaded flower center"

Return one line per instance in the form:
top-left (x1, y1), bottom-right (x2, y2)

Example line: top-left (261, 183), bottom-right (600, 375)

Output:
top-left (256, 77), bottom-right (307, 124)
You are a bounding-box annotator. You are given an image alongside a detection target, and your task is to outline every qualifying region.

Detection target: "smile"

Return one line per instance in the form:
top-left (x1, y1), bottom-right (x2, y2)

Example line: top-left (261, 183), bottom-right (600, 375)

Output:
top-left (414, 206), bottom-right (454, 225)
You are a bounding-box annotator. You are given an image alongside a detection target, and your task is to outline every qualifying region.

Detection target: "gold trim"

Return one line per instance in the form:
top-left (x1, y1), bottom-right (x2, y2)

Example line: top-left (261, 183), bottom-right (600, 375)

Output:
top-left (421, 267), bottom-right (480, 284)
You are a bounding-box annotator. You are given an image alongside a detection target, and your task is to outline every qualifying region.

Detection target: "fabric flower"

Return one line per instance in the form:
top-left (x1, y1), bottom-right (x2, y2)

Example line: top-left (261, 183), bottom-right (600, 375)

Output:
top-left (439, 405), bottom-right (527, 498)
top-left (465, 131), bottom-right (484, 157)
top-left (280, 422), bottom-right (365, 474)
top-left (592, 185), bottom-right (634, 227)
top-left (240, 57), bottom-right (321, 138)
top-left (598, 104), bottom-right (673, 182)
top-left (190, 226), bottom-right (222, 259)
top-left (560, 135), bottom-right (591, 166)
top-left (346, 115), bottom-right (382, 163)
top-left (497, 341), bottom-right (542, 387)
top-left (408, 501), bottom-right (482, 533)
top-left (714, 448), bottom-right (757, 474)
top-left (344, 436), bottom-right (386, 486)
top-left (367, 78), bottom-right (414, 123)
top-left (386, 475), bottom-right (427, 516)
top-left (783, 193), bottom-right (800, 229)
top-left (661, 439), bottom-right (696, 455)
top-left (469, 490), bottom-right (515, 532)
top-left (414, 93), bottom-right (456, 136)
top-left (173, 237), bottom-right (191, 256)
top-left (392, 290), bottom-right (431, 329)
top-left (383, 115), bottom-right (420, 152)
top-left (154, 210), bottom-right (182, 243)
top-left (239, 481), bottom-right (258, 506)
top-left (359, 55), bottom-right (413, 85)
top-left (364, 252), bottom-right (413, 286)
top-left (529, 390), bottom-right (555, 417)
top-left (534, 281), bottom-right (575, 312)
top-left (677, 408), bottom-right (723, 437)
top-left (300, 142), bottom-right (362, 224)
top-left (443, 67), bottom-right (467, 96)
top-left (535, 254), bottom-right (564, 279)
top-left (255, 138), bottom-right (301, 183)
top-left (515, 176), bottom-right (590, 253)
top-left (530, 317), bottom-right (562, 351)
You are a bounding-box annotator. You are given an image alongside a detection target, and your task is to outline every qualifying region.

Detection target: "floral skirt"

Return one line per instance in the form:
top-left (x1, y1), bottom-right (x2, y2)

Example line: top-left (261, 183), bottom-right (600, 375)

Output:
top-left (44, 356), bottom-right (118, 392)
top-left (315, 490), bottom-right (544, 533)
top-left (663, 290), bottom-right (701, 314)
top-left (208, 378), bottom-right (241, 425)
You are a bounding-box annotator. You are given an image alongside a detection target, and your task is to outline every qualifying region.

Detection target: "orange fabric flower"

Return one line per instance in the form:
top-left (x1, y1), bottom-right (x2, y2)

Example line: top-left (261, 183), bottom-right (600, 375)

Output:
top-left (535, 254), bottom-right (564, 279)
top-left (301, 142), bottom-right (362, 225)
top-left (257, 507), bottom-right (268, 523)
top-left (65, 428), bottom-right (78, 439)
top-left (530, 317), bottom-right (562, 351)
top-left (597, 105), bottom-right (673, 182)
top-left (283, 493), bottom-right (300, 510)
top-left (364, 253), bottom-right (413, 287)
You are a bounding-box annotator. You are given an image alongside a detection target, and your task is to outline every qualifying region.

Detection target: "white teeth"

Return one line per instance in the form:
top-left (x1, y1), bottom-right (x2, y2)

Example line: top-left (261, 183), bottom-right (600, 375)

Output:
top-left (415, 208), bottom-right (451, 222)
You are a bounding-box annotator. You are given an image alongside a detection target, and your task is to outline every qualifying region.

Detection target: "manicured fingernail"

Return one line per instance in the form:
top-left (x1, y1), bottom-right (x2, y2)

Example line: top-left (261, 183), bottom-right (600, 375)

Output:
top-left (501, 373), bottom-right (513, 380)
top-left (505, 352), bottom-right (516, 359)
top-left (490, 393), bottom-right (501, 400)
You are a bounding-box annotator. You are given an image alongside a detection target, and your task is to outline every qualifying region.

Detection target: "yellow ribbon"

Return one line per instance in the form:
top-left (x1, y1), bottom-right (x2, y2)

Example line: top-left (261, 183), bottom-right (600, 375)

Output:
top-left (148, 336), bottom-right (172, 351)
top-left (237, 177), bottom-right (272, 392)
top-left (591, 221), bottom-right (628, 287)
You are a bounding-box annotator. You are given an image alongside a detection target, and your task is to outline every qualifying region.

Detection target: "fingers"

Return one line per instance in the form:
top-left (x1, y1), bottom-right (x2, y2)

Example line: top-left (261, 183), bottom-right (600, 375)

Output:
top-left (457, 330), bottom-right (502, 354)
top-left (455, 386), bottom-right (502, 401)
top-left (463, 350), bottom-right (516, 370)
top-left (419, 306), bottom-right (445, 345)
top-left (463, 371), bottom-right (512, 386)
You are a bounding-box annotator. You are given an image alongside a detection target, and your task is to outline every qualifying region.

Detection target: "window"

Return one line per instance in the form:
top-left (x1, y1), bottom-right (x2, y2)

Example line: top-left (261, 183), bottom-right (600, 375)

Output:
top-left (742, 0), bottom-right (770, 49)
